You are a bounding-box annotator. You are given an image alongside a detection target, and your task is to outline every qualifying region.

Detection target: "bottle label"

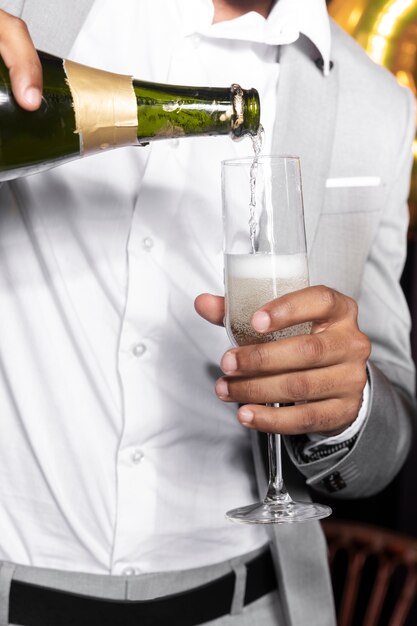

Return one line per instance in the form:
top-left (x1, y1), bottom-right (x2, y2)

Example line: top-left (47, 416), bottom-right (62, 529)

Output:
top-left (63, 59), bottom-right (138, 155)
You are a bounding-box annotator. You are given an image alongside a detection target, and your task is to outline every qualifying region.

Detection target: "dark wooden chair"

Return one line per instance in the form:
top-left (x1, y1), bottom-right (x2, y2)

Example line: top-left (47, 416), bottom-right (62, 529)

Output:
top-left (322, 520), bottom-right (417, 626)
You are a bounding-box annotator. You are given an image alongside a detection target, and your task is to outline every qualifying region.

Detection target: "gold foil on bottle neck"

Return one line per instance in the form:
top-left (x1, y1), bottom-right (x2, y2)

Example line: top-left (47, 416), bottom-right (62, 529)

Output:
top-left (63, 59), bottom-right (138, 155)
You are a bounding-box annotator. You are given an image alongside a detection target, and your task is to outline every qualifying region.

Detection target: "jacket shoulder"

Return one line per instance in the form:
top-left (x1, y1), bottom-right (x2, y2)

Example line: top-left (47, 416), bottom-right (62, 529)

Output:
top-left (330, 18), bottom-right (415, 158)
top-left (330, 19), bottom-right (410, 100)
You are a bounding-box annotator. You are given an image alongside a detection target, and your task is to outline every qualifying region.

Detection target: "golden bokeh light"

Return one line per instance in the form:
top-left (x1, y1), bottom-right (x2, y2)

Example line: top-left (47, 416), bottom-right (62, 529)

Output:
top-left (328, 0), bottom-right (417, 234)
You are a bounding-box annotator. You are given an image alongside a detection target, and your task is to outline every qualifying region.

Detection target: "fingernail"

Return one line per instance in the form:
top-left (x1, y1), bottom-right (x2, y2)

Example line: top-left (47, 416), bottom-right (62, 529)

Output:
top-left (252, 311), bottom-right (270, 332)
top-left (238, 408), bottom-right (254, 424)
top-left (221, 351), bottom-right (237, 373)
top-left (215, 378), bottom-right (229, 398)
top-left (24, 87), bottom-right (41, 107)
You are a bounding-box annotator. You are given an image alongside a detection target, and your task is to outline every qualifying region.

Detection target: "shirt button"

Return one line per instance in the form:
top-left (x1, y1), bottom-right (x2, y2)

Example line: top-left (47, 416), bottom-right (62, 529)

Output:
top-left (132, 343), bottom-right (147, 357)
top-left (143, 237), bottom-right (154, 251)
top-left (131, 449), bottom-right (145, 465)
top-left (191, 33), bottom-right (201, 48)
top-left (122, 567), bottom-right (137, 576)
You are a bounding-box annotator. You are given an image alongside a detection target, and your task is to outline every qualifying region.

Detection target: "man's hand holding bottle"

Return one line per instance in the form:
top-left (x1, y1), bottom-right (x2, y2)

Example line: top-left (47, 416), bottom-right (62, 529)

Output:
top-left (0, 8), bottom-right (41, 110)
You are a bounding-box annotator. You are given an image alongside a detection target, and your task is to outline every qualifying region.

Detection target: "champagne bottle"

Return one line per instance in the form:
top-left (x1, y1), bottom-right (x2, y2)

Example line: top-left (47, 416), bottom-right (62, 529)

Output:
top-left (0, 51), bottom-right (260, 181)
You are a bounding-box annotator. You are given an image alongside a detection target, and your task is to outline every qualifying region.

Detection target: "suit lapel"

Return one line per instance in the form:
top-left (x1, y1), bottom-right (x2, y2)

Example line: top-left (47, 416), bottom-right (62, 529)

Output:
top-left (272, 36), bottom-right (339, 255)
top-left (21, 0), bottom-right (95, 57)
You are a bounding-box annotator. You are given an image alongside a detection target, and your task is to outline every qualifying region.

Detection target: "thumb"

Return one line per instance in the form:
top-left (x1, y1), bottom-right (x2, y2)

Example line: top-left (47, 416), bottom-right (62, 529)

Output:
top-left (194, 293), bottom-right (225, 326)
top-left (0, 11), bottom-right (42, 110)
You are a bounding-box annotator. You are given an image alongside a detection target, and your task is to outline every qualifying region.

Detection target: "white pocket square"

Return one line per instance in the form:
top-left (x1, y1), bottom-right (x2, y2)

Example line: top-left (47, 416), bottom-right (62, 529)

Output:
top-left (325, 176), bottom-right (381, 188)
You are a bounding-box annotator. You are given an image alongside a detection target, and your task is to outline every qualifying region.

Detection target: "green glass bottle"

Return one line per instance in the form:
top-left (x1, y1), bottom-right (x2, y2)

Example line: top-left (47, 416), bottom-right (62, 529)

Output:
top-left (0, 51), bottom-right (260, 181)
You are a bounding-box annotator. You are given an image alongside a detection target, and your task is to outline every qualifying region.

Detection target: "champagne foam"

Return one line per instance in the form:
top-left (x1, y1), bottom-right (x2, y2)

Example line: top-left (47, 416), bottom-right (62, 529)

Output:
top-left (226, 253), bottom-right (309, 280)
top-left (225, 253), bottom-right (311, 346)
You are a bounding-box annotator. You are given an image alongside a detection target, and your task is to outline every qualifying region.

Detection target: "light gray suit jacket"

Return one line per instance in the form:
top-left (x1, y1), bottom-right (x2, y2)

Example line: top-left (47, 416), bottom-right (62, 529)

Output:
top-left (2, 2), bottom-right (416, 625)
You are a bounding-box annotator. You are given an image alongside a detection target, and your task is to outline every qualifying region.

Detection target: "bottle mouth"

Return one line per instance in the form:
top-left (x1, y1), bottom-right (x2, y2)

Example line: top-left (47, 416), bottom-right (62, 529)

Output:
top-left (230, 83), bottom-right (245, 137)
top-left (230, 84), bottom-right (260, 139)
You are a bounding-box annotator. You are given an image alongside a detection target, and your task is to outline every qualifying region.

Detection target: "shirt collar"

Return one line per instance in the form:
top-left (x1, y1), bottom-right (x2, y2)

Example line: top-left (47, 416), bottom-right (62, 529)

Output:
top-left (180, 0), bottom-right (331, 75)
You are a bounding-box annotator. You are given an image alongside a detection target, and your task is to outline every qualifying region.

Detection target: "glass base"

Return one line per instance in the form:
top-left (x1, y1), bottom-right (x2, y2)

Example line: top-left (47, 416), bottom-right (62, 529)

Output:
top-left (226, 500), bottom-right (332, 525)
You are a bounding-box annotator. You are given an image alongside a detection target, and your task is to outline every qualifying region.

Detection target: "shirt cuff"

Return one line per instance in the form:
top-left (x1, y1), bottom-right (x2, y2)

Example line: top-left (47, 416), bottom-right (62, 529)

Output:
top-left (302, 378), bottom-right (370, 458)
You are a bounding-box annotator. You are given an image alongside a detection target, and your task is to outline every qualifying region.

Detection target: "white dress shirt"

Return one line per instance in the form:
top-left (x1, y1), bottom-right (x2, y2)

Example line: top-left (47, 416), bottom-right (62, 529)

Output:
top-left (0, 0), bottom-right (365, 575)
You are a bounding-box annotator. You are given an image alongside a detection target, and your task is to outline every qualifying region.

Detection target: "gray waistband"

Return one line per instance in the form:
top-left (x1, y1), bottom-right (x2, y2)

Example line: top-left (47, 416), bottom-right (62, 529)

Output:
top-left (0, 543), bottom-right (271, 603)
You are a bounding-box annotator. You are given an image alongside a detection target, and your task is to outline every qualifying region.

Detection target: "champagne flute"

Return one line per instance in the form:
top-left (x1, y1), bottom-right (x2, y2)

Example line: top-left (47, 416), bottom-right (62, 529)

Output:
top-left (222, 155), bottom-right (332, 524)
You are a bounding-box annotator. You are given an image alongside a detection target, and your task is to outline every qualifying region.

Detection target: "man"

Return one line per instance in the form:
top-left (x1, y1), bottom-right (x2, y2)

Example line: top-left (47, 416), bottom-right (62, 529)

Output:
top-left (0, 1), bottom-right (415, 625)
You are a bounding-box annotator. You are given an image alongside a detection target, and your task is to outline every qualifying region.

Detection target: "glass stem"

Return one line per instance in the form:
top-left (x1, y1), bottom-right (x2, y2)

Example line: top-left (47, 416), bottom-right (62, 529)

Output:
top-left (264, 404), bottom-right (293, 504)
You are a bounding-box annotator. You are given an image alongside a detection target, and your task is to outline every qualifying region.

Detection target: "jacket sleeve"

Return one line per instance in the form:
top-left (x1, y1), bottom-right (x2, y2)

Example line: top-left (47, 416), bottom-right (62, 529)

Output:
top-left (286, 85), bottom-right (417, 499)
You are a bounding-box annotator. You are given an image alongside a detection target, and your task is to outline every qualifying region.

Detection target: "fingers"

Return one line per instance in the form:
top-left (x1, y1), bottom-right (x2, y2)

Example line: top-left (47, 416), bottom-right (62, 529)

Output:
top-left (0, 10), bottom-right (42, 110)
top-left (216, 315), bottom-right (369, 435)
top-left (215, 362), bottom-right (367, 406)
top-left (233, 398), bottom-right (362, 435)
top-left (252, 285), bottom-right (358, 334)
top-left (209, 285), bottom-right (370, 436)
top-left (220, 324), bottom-right (371, 376)
top-left (194, 293), bottom-right (225, 326)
